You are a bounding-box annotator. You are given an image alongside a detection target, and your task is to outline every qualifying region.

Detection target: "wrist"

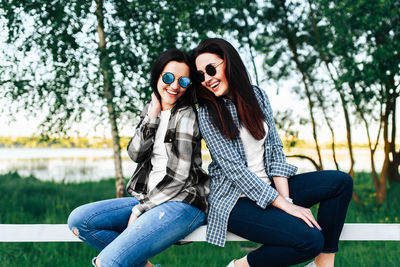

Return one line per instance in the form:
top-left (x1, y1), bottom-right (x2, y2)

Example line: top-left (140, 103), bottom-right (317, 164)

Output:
top-left (285, 197), bottom-right (293, 204)
top-left (131, 206), bottom-right (143, 217)
top-left (272, 195), bottom-right (291, 211)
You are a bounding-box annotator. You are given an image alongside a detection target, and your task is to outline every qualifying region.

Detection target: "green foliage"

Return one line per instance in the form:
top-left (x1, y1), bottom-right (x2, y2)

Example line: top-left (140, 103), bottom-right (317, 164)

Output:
top-left (316, 0), bottom-right (400, 111)
top-left (0, 0), bottom-right (227, 135)
top-left (1, 0), bottom-right (399, 198)
top-left (0, 0), bottom-right (230, 186)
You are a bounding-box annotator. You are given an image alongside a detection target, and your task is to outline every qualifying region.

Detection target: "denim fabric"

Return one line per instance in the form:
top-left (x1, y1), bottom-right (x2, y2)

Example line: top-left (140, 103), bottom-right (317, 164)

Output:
top-left (227, 171), bottom-right (353, 267)
top-left (68, 198), bottom-right (205, 267)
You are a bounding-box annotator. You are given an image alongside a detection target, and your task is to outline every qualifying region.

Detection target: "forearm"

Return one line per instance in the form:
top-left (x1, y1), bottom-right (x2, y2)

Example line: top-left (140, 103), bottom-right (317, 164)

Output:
top-left (127, 115), bottom-right (159, 162)
top-left (273, 176), bottom-right (289, 198)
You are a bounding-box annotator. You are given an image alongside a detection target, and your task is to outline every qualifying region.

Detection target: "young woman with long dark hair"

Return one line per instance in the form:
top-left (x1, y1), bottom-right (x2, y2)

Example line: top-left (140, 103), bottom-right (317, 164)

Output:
top-left (192, 38), bottom-right (353, 267)
top-left (68, 49), bottom-right (209, 267)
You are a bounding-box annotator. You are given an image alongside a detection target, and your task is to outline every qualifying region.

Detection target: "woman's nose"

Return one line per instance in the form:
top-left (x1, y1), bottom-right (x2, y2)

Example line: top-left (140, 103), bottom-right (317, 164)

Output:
top-left (170, 79), bottom-right (179, 89)
top-left (204, 73), bottom-right (212, 83)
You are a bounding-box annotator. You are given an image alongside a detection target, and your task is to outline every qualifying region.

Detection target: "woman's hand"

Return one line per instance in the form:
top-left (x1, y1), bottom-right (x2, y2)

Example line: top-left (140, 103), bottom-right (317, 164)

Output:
top-left (285, 203), bottom-right (322, 230)
top-left (272, 195), bottom-right (322, 230)
top-left (127, 213), bottom-right (138, 227)
top-left (147, 93), bottom-right (162, 118)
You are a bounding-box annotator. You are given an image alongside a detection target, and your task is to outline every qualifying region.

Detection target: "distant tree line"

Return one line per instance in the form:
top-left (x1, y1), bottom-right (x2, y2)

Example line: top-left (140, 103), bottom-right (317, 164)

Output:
top-left (0, 0), bottom-right (398, 202)
top-left (0, 136), bottom-right (131, 149)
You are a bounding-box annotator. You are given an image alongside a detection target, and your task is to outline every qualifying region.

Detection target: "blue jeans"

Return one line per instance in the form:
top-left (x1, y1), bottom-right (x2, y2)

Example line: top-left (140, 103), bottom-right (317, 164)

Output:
top-left (228, 170), bottom-right (353, 267)
top-left (68, 198), bottom-right (206, 267)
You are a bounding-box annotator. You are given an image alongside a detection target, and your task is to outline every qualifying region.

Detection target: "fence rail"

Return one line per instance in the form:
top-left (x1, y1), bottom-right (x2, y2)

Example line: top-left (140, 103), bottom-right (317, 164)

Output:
top-left (1, 223), bottom-right (399, 242)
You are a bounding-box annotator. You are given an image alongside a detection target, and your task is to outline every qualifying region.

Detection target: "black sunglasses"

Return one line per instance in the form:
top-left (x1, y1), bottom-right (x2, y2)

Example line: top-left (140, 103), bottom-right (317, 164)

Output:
top-left (196, 61), bottom-right (224, 82)
top-left (161, 72), bottom-right (192, 88)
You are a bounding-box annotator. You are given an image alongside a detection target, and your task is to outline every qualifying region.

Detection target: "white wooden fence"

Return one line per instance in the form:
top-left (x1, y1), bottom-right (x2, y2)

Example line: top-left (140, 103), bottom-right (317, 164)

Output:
top-left (1, 224), bottom-right (399, 242)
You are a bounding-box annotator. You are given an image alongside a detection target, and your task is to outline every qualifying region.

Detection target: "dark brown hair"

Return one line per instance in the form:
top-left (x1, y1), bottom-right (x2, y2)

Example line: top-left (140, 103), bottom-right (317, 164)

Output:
top-left (192, 38), bottom-right (265, 140)
top-left (150, 48), bottom-right (196, 110)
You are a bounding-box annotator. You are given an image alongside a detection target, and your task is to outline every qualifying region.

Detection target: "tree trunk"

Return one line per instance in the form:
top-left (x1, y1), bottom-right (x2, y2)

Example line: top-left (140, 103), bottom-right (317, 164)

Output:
top-left (373, 31), bottom-right (399, 200)
top-left (315, 89), bottom-right (340, 170)
top-left (376, 81), bottom-right (398, 203)
top-left (238, 7), bottom-right (260, 85)
top-left (96, 0), bottom-right (125, 198)
top-left (377, 144), bottom-right (389, 204)
top-left (306, 0), bottom-right (360, 202)
top-left (353, 84), bottom-right (383, 200)
top-left (339, 93), bottom-right (355, 177)
top-left (280, 0), bottom-right (323, 170)
top-left (302, 82), bottom-right (323, 169)
top-left (376, 98), bottom-right (393, 203)
top-left (388, 92), bottom-right (400, 183)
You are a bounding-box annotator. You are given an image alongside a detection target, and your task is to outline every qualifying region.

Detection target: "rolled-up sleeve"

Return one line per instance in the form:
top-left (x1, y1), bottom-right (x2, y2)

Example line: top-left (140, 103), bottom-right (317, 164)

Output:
top-left (260, 88), bottom-right (297, 178)
top-left (127, 104), bottom-right (160, 163)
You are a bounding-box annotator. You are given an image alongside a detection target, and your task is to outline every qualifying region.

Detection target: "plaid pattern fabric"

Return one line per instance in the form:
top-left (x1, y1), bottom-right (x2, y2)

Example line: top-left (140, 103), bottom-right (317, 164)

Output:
top-left (198, 85), bottom-right (298, 247)
top-left (127, 103), bottom-right (209, 217)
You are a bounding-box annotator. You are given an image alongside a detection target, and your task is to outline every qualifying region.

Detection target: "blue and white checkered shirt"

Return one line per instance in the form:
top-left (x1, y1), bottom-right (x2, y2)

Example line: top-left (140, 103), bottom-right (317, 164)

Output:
top-left (198, 85), bottom-right (298, 247)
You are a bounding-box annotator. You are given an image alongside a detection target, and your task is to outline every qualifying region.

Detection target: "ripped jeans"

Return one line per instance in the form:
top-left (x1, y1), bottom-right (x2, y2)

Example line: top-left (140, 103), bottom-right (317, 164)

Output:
top-left (67, 197), bottom-right (206, 267)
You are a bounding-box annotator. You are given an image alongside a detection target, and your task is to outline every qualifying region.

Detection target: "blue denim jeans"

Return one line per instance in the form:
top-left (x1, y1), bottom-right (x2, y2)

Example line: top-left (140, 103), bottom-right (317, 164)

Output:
top-left (68, 198), bottom-right (206, 267)
top-left (227, 170), bottom-right (353, 267)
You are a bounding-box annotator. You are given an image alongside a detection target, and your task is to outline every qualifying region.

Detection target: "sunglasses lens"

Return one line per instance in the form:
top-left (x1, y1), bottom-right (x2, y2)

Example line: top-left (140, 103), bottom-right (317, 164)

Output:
top-left (162, 72), bottom-right (174, 84)
top-left (196, 71), bottom-right (205, 82)
top-left (205, 64), bottom-right (217, 76)
top-left (179, 77), bottom-right (191, 88)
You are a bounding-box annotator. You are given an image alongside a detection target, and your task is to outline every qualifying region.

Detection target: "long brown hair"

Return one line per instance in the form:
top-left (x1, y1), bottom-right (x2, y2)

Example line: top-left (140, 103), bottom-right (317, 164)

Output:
top-left (192, 38), bottom-right (265, 140)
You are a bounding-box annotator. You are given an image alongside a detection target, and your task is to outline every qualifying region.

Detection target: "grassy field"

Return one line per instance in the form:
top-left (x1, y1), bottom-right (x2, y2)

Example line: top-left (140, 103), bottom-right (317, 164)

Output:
top-left (0, 171), bottom-right (399, 266)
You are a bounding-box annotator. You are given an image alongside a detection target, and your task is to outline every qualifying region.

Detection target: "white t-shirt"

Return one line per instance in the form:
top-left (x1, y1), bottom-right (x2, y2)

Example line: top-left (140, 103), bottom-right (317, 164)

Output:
top-left (148, 109), bottom-right (171, 192)
top-left (239, 122), bottom-right (270, 197)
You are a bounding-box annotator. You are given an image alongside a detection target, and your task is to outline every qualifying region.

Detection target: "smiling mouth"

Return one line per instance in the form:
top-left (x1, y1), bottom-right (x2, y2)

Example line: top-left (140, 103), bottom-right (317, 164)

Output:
top-left (166, 89), bottom-right (178, 96)
top-left (209, 81), bottom-right (219, 89)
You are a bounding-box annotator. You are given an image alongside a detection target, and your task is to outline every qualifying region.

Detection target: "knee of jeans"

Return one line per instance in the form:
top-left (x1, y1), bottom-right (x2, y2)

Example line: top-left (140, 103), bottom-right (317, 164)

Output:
top-left (95, 254), bottom-right (139, 267)
top-left (300, 230), bottom-right (324, 257)
top-left (337, 171), bottom-right (354, 195)
top-left (67, 207), bottom-right (86, 237)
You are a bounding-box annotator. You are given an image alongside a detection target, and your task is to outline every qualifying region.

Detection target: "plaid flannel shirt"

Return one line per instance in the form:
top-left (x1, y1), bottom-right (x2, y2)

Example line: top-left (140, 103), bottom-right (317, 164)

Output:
top-left (198, 85), bottom-right (298, 247)
top-left (127, 103), bottom-right (209, 217)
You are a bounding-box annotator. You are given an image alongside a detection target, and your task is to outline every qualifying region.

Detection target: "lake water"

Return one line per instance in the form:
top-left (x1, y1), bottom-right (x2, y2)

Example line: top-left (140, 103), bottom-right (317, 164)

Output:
top-left (0, 148), bottom-right (384, 182)
top-left (0, 148), bottom-right (136, 182)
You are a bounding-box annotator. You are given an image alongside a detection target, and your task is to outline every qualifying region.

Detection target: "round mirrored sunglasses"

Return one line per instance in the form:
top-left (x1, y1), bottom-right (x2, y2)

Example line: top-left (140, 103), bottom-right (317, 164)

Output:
top-left (196, 61), bottom-right (224, 82)
top-left (162, 72), bottom-right (192, 88)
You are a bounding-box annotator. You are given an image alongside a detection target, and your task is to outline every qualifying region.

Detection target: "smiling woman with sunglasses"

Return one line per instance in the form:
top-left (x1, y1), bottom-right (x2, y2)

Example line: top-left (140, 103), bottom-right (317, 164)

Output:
top-left (68, 49), bottom-right (209, 267)
top-left (192, 38), bottom-right (353, 267)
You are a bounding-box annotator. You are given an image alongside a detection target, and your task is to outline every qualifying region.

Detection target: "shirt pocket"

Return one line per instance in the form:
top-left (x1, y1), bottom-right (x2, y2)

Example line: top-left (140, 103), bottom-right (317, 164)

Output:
top-left (164, 129), bottom-right (175, 158)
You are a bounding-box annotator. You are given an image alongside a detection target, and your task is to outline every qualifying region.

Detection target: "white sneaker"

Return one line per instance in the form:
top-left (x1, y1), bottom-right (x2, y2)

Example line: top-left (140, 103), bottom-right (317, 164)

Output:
top-left (304, 261), bottom-right (317, 267)
top-left (226, 260), bottom-right (235, 267)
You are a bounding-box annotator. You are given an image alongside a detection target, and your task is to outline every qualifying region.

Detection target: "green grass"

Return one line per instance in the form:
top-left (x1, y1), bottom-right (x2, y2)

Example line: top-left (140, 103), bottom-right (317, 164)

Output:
top-left (0, 171), bottom-right (399, 266)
